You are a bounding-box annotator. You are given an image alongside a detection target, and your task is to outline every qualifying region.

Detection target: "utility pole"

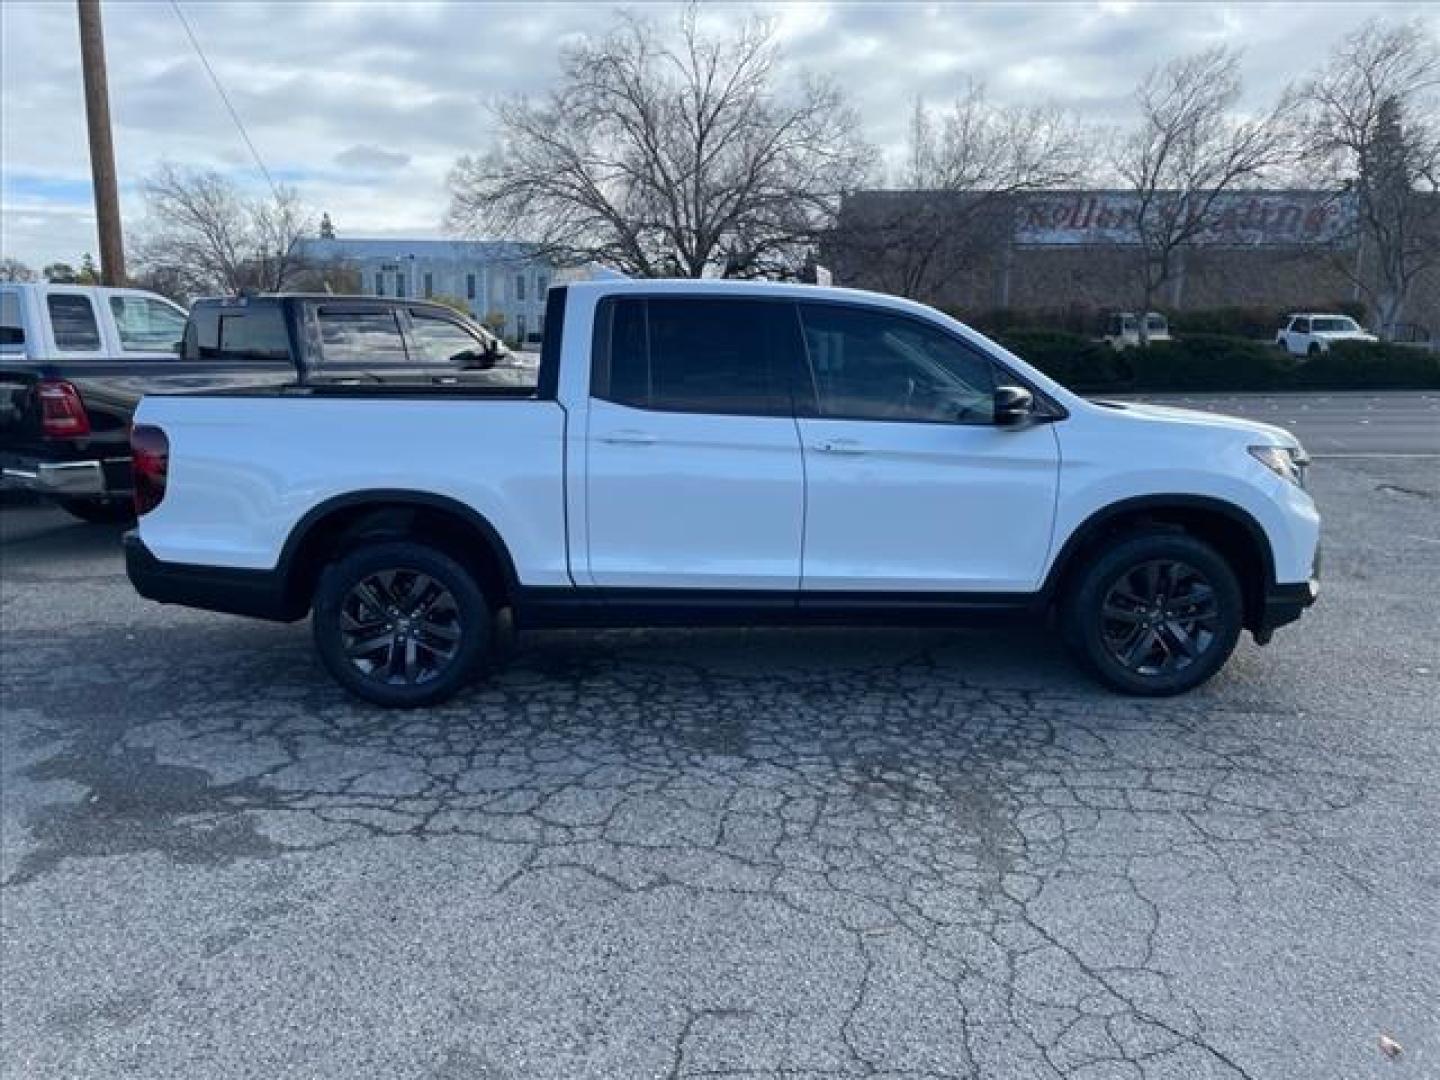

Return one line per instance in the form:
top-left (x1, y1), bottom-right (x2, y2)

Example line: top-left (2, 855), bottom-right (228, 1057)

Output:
top-left (77, 0), bottom-right (125, 285)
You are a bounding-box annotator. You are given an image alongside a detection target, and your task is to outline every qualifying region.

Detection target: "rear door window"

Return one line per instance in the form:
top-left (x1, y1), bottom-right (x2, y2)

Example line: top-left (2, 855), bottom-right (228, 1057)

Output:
top-left (47, 294), bottom-right (102, 352)
top-left (592, 296), bottom-right (799, 415)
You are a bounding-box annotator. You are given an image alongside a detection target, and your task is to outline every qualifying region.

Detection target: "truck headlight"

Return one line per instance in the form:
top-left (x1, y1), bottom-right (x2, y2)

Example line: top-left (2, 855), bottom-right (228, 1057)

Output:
top-left (1249, 444), bottom-right (1309, 489)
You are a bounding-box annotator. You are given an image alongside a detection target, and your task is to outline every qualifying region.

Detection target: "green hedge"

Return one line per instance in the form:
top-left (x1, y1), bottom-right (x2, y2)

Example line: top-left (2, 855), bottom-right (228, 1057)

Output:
top-left (994, 330), bottom-right (1440, 392)
top-left (1164, 302), bottom-right (1367, 340)
top-left (963, 302), bottom-right (1369, 341)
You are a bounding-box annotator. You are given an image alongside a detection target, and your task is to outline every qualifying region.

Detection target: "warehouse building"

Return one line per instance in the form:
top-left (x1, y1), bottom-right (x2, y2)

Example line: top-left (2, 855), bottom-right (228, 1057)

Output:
top-left (825, 189), bottom-right (1437, 337)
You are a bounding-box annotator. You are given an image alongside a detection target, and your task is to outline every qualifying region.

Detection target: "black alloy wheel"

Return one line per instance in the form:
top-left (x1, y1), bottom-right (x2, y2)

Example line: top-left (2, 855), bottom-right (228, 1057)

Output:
top-left (339, 569), bottom-right (463, 686)
top-left (313, 540), bottom-right (490, 707)
top-left (1063, 530), bottom-right (1243, 696)
top-left (1100, 559), bottom-right (1219, 676)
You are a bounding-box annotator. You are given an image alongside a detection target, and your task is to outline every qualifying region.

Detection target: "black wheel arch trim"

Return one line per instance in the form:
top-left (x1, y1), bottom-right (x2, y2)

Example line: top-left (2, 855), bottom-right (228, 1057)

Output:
top-left (275, 489), bottom-right (523, 605)
top-left (1041, 494), bottom-right (1279, 600)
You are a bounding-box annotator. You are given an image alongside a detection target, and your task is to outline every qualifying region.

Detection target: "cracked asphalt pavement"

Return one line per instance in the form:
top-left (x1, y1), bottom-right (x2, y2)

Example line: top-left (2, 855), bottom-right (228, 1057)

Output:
top-left (2, 426), bottom-right (1437, 1078)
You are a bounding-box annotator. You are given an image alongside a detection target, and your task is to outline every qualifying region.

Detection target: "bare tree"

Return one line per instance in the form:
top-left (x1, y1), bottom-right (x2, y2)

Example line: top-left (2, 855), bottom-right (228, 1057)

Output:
top-left (0, 257), bottom-right (36, 282)
top-left (134, 163), bottom-right (313, 296)
top-left (447, 8), bottom-right (873, 278)
top-left (834, 84), bottom-right (1090, 301)
top-left (1299, 18), bottom-right (1440, 338)
top-left (1113, 47), bottom-right (1296, 342)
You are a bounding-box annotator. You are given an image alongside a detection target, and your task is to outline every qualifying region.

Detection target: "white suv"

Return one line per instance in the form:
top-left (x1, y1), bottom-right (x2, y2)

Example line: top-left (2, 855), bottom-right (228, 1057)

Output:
top-left (1276, 313), bottom-right (1377, 356)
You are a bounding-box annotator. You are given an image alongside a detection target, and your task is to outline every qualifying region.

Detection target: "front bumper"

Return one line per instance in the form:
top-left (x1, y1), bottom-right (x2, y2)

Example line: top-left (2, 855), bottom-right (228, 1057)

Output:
top-left (1, 454), bottom-right (131, 498)
top-left (1254, 575), bottom-right (1319, 643)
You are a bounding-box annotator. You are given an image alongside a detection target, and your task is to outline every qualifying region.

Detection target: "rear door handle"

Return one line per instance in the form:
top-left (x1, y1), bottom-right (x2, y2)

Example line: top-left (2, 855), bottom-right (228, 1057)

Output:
top-left (813, 439), bottom-right (866, 455)
top-left (600, 429), bottom-right (656, 446)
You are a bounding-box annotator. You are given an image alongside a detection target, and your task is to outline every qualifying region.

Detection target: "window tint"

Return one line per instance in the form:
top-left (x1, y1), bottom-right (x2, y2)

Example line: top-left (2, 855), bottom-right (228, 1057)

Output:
top-left (47, 294), bottom-right (102, 351)
top-left (317, 309), bottom-right (407, 368)
top-left (219, 311), bottom-right (291, 361)
top-left (395, 273), bottom-right (406, 299)
top-left (109, 295), bottom-right (187, 353)
top-left (423, 272), bottom-right (434, 299)
top-left (466, 273), bottom-right (476, 300)
top-left (1293, 318), bottom-right (1310, 334)
top-left (1, 291), bottom-right (23, 347)
top-left (798, 303), bottom-right (997, 424)
top-left (595, 297), bottom-right (797, 415)
top-left (409, 309), bottom-right (538, 388)
top-left (374, 272), bottom-right (384, 297)
top-left (515, 274), bottom-right (526, 301)
top-left (410, 311), bottom-right (483, 365)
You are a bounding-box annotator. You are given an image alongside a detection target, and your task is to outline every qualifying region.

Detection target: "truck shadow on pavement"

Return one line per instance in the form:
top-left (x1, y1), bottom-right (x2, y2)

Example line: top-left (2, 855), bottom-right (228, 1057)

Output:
top-left (2, 617), bottom-right (1386, 1077)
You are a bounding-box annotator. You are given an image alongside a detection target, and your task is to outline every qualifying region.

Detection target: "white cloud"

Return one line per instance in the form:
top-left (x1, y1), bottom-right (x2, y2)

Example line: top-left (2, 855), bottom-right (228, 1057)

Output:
top-left (1, 0), bottom-right (1435, 270)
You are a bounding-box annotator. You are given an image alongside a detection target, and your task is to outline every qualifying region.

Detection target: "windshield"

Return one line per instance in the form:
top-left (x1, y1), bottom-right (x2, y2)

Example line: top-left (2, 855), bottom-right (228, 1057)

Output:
top-left (1146, 315), bottom-right (1167, 331)
top-left (1311, 317), bottom-right (1360, 333)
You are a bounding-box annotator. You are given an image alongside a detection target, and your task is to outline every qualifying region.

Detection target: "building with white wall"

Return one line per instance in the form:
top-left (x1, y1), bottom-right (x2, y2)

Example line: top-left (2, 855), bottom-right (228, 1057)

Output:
top-left (294, 237), bottom-right (554, 343)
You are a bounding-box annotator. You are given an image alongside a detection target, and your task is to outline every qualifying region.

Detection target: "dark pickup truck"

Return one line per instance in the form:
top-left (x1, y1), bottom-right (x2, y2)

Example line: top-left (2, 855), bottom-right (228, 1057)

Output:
top-left (0, 287), bottom-right (517, 522)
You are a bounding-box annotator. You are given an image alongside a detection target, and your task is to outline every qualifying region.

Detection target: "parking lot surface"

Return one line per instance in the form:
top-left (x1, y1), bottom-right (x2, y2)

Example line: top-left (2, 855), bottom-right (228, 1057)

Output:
top-left (2, 397), bottom-right (1437, 1079)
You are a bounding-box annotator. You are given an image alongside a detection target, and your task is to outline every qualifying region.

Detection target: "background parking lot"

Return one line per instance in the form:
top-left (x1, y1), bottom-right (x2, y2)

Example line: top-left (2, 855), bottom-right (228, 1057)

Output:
top-left (2, 393), bottom-right (1437, 1079)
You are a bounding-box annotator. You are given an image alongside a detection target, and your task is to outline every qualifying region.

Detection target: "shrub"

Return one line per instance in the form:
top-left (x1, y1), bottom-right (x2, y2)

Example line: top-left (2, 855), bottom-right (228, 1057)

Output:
top-left (1292, 340), bottom-right (1440, 389)
top-left (993, 329), bottom-right (1131, 391)
top-left (1165, 302), bottom-right (1370, 341)
top-left (1164, 307), bottom-right (1283, 340)
top-left (1126, 334), bottom-right (1296, 391)
top-left (993, 331), bottom-right (1439, 393)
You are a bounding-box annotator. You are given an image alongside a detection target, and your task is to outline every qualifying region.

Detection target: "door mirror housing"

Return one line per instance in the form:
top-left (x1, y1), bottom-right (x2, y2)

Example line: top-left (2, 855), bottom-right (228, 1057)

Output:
top-left (993, 385), bottom-right (1035, 427)
top-left (453, 347), bottom-right (495, 370)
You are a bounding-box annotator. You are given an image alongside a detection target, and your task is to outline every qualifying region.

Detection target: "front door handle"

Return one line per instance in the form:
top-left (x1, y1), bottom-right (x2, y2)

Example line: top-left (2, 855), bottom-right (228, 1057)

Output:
top-left (600, 429), bottom-right (656, 446)
top-left (813, 439), bottom-right (866, 455)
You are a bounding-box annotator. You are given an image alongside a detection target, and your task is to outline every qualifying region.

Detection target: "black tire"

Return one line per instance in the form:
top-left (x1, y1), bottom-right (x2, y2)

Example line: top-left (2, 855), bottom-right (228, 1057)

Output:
top-left (59, 497), bottom-right (135, 525)
top-left (312, 540), bottom-right (490, 708)
top-left (1062, 530), bottom-right (1243, 696)
top-left (1307, 342), bottom-right (1322, 357)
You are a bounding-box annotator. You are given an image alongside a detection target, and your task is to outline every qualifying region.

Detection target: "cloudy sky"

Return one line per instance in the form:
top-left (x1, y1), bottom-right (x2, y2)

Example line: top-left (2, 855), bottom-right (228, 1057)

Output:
top-left (1, 0), bottom-right (1433, 270)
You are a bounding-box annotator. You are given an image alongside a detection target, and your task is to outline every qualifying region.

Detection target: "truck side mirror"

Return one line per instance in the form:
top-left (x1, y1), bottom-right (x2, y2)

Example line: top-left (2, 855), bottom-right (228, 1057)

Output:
top-left (994, 385), bottom-right (1035, 427)
top-left (455, 347), bottom-right (495, 370)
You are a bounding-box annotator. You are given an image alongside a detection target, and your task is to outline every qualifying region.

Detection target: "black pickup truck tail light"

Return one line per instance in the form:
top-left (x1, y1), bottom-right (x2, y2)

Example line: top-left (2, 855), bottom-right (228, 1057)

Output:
top-left (131, 425), bottom-right (170, 516)
top-left (38, 379), bottom-right (91, 437)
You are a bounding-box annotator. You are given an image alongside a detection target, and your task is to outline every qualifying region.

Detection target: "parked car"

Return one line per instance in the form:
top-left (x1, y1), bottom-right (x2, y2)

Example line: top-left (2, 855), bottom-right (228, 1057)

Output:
top-left (0, 286), bottom-right (507, 522)
top-left (125, 281), bottom-right (1320, 706)
top-left (1, 283), bottom-right (190, 520)
top-left (1103, 311), bottom-right (1171, 348)
top-left (1275, 313), bottom-right (1378, 356)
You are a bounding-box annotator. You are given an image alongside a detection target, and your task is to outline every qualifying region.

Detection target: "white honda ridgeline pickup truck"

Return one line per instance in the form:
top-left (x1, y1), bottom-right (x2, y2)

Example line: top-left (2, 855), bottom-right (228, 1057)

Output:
top-left (125, 281), bottom-right (1320, 706)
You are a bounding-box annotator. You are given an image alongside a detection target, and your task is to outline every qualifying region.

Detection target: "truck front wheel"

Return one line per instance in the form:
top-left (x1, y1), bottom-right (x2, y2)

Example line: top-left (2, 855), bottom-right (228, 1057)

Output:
top-left (312, 540), bottom-right (490, 707)
top-left (1062, 531), bottom-right (1243, 696)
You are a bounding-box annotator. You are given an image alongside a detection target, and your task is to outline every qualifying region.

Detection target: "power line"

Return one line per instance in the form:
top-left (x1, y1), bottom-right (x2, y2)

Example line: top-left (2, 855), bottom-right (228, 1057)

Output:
top-left (168, 0), bottom-right (281, 201)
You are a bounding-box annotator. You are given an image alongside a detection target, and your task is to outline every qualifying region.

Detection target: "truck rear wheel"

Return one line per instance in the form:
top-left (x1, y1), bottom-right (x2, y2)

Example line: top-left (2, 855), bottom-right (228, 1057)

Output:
top-left (312, 540), bottom-right (490, 707)
top-left (1062, 530), bottom-right (1243, 696)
